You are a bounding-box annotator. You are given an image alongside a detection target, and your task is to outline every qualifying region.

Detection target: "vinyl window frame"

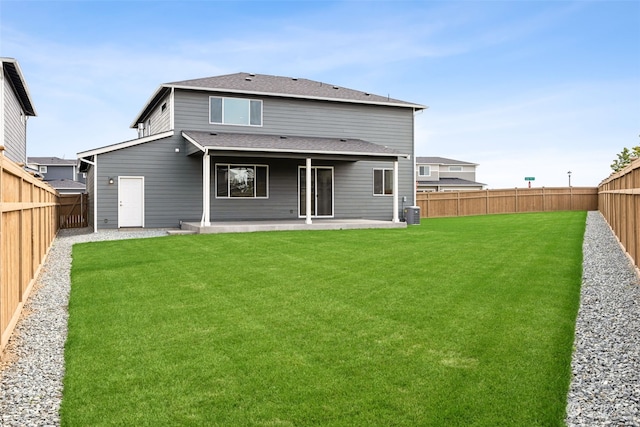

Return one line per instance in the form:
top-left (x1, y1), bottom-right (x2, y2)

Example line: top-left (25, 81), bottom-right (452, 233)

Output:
top-left (418, 165), bottom-right (431, 176)
top-left (209, 96), bottom-right (263, 127)
top-left (373, 168), bottom-right (394, 196)
top-left (215, 163), bottom-right (269, 199)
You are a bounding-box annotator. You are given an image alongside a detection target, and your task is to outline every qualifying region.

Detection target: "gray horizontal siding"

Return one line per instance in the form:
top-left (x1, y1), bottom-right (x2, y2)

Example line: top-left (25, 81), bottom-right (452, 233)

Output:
top-left (3, 76), bottom-right (27, 164)
top-left (42, 165), bottom-right (75, 181)
top-left (140, 92), bottom-right (171, 136)
top-left (440, 171), bottom-right (476, 181)
top-left (174, 90), bottom-right (416, 218)
top-left (95, 135), bottom-right (202, 228)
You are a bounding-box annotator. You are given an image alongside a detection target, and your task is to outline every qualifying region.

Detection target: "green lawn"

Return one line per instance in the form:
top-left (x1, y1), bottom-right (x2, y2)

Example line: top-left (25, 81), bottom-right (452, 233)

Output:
top-left (61, 211), bottom-right (586, 426)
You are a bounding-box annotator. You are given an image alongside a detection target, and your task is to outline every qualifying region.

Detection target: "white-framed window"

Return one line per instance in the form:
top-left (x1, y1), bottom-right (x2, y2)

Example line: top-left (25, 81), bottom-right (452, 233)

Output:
top-left (373, 168), bottom-right (393, 196)
top-left (418, 165), bottom-right (431, 176)
top-left (210, 96), bottom-right (263, 126)
top-left (215, 164), bottom-right (268, 198)
top-left (448, 166), bottom-right (463, 172)
top-left (39, 166), bottom-right (48, 173)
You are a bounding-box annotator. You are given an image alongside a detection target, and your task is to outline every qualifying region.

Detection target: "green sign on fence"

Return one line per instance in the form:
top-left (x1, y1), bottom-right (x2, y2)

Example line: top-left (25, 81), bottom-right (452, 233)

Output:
top-left (524, 177), bottom-right (535, 181)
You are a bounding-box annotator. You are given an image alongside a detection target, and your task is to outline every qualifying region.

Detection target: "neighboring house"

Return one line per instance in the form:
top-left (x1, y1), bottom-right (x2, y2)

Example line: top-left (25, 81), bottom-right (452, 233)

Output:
top-left (78, 72), bottom-right (426, 230)
top-left (1, 58), bottom-right (37, 165)
top-left (28, 156), bottom-right (81, 181)
top-left (27, 156), bottom-right (87, 194)
top-left (416, 157), bottom-right (485, 192)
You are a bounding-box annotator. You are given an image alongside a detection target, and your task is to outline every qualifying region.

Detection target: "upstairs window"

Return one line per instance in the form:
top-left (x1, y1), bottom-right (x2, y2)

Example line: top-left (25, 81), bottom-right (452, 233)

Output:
top-left (418, 165), bottom-right (430, 176)
top-left (210, 97), bottom-right (262, 126)
top-left (448, 166), bottom-right (463, 172)
top-left (373, 169), bottom-right (393, 196)
top-left (39, 166), bottom-right (48, 173)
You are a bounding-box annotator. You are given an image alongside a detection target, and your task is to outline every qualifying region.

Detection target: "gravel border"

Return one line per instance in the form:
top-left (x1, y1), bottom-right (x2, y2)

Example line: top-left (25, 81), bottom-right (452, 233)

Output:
top-left (1, 213), bottom-right (639, 426)
top-left (566, 212), bottom-right (640, 426)
top-left (0, 227), bottom-right (168, 426)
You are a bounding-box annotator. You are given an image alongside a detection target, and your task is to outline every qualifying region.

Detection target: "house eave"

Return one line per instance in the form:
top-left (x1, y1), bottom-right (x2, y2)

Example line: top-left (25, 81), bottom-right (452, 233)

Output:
top-left (129, 86), bottom-right (172, 128)
top-left (165, 83), bottom-right (427, 111)
top-left (1, 58), bottom-right (37, 116)
top-left (77, 130), bottom-right (175, 158)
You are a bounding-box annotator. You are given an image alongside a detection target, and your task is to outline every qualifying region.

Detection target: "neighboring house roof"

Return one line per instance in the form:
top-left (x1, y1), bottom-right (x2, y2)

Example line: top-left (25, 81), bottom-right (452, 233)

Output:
top-left (182, 131), bottom-right (408, 159)
top-left (417, 177), bottom-right (486, 187)
top-left (28, 156), bottom-right (76, 166)
top-left (415, 157), bottom-right (477, 166)
top-left (46, 179), bottom-right (86, 191)
top-left (1, 57), bottom-right (37, 116)
top-left (132, 72), bottom-right (427, 128)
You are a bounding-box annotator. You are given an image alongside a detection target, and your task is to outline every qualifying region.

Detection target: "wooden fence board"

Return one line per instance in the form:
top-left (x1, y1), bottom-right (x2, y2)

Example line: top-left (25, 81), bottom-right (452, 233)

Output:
top-left (1, 153), bottom-right (58, 355)
top-left (598, 158), bottom-right (640, 271)
top-left (59, 193), bottom-right (88, 229)
top-left (416, 187), bottom-right (598, 218)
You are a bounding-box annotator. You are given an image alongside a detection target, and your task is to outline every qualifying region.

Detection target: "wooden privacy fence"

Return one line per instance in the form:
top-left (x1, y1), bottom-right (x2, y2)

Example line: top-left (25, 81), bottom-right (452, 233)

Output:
top-left (416, 187), bottom-right (598, 218)
top-left (59, 193), bottom-right (88, 229)
top-left (1, 152), bottom-right (58, 354)
top-left (598, 158), bottom-right (640, 271)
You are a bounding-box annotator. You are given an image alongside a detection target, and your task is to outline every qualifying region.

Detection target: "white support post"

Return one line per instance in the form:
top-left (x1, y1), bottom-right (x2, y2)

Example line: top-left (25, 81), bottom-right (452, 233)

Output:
top-left (201, 152), bottom-right (211, 227)
top-left (305, 158), bottom-right (312, 225)
top-left (392, 159), bottom-right (400, 223)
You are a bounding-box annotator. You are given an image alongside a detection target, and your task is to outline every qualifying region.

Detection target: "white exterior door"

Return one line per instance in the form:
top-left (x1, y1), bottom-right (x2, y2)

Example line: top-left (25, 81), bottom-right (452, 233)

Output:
top-left (118, 177), bottom-right (144, 227)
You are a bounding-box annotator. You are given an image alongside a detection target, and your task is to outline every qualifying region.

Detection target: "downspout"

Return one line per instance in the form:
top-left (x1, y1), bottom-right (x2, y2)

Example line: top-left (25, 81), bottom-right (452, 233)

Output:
top-left (79, 156), bottom-right (97, 233)
top-left (393, 159), bottom-right (399, 223)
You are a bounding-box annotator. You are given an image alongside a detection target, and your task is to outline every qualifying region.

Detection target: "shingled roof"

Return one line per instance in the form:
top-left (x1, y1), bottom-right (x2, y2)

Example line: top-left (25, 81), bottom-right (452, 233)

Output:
top-left (416, 157), bottom-right (477, 166)
top-left (182, 130), bottom-right (408, 160)
top-left (132, 72), bottom-right (426, 128)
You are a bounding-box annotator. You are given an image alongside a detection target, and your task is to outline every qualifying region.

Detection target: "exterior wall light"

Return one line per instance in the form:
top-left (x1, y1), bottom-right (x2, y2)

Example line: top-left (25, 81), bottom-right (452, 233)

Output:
top-left (108, 177), bottom-right (115, 185)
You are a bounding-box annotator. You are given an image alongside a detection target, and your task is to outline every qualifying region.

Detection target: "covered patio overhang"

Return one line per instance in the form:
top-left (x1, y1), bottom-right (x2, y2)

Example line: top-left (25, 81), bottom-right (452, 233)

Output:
top-left (181, 130), bottom-right (409, 228)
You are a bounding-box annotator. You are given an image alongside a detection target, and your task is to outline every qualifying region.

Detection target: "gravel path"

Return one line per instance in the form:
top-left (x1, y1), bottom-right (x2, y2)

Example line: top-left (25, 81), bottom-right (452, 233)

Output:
top-left (0, 228), bottom-right (168, 426)
top-left (1, 212), bottom-right (639, 426)
top-left (566, 212), bottom-right (640, 426)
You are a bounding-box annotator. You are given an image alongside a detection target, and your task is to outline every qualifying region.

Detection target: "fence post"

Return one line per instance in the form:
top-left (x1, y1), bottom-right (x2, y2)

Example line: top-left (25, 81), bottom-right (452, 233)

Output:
top-left (570, 186), bottom-right (573, 210)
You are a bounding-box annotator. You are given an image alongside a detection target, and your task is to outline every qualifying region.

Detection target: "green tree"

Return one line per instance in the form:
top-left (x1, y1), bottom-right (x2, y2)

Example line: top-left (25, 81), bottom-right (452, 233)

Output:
top-left (611, 146), bottom-right (640, 172)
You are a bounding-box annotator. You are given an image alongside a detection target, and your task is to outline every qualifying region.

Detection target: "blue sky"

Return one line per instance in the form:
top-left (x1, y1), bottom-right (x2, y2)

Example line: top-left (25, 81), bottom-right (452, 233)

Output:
top-left (2, 0), bottom-right (638, 188)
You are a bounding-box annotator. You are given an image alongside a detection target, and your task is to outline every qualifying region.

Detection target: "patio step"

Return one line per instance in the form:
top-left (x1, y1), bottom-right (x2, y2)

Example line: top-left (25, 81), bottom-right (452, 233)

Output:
top-left (166, 229), bottom-right (197, 235)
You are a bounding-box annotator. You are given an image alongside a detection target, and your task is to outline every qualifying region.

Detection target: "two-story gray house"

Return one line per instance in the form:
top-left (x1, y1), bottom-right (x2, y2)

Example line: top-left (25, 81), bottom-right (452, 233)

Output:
top-left (416, 157), bottom-right (485, 192)
top-left (1, 58), bottom-right (37, 165)
top-left (78, 73), bottom-right (426, 231)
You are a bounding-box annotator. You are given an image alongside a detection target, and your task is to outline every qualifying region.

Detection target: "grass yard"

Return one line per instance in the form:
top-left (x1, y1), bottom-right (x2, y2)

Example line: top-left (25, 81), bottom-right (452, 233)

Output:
top-left (61, 211), bottom-right (586, 426)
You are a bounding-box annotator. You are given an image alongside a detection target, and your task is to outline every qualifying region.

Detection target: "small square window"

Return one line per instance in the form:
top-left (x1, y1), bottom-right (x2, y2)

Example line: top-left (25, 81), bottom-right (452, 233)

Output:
top-left (39, 166), bottom-right (48, 173)
top-left (373, 169), bottom-right (393, 195)
top-left (419, 165), bottom-right (430, 176)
